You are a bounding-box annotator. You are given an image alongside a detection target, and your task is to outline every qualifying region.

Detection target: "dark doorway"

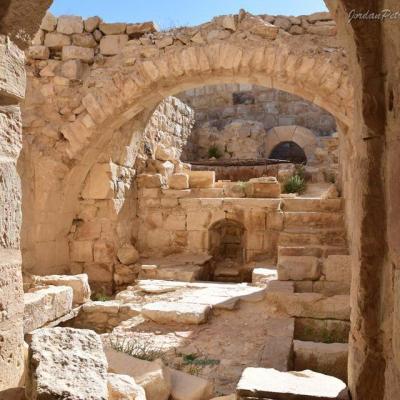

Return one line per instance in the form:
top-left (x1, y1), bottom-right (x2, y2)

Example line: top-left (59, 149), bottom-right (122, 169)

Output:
top-left (269, 141), bottom-right (307, 164)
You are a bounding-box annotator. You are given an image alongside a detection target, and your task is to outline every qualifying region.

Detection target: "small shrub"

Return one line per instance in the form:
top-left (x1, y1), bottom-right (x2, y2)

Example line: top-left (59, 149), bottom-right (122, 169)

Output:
top-left (92, 293), bottom-right (112, 302)
top-left (182, 353), bottom-right (220, 367)
top-left (284, 174), bottom-right (306, 194)
top-left (109, 335), bottom-right (164, 361)
top-left (208, 145), bottom-right (222, 159)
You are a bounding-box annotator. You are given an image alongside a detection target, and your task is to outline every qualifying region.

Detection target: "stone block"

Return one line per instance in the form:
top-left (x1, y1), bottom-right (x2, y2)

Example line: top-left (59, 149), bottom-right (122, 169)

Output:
top-left (294, 318), bottom-right (350, 344)
top-left (0, 37), bottom-right (25, 100)
top-left (187, 211), bottom-right (210, 230)
top-left (142, 301), bottom-right (211, 324)
top-left (105, 346), bottom-right (172, 400)
top-left (23, 286), bottom-right (73, 333)
top-left (169, 368), bottom-right (213, 400)
top-left (240, 15), bottom-right (279, 39)
top-left (57, 16), bottom-right (84, 34)
top-left (99, 23), bottom-right (127, 35)
top-left (61, 59), bottom-right (83, 80)
top-left (72, 33), bottom-right (97, 48)
top-left (137, 173), bottom-right (163, 189)
top-left (94, 240), bottom-right (115, 263)
top-left (323, 255), bottom-right (351, 283)
top-left (293, 340), bottom-right (348, 382)
top-left (33, 274), bottom-right (91, 305)
top-left (26, 328), bottom-right (108, 400)
top-left (107, 373), bottom-right (146, 400)
top-left (100, 35), bottom-right (129, 56)
top-left (40, 12), bottom-right (58, 32)
top-left (126, 22), bottom-right (159, 36)
top-left (44, 32), bottom-right (71, 48)
top-left (156, 144), bottom-right (176, 161)
top-left (62, 45), bottom-right (95, 63)
top-left (84, 16), bottom-right (101, 33)
top-left (245, 177), bottom-right (281, 198)
top-left (189, 171), bottom-right (215, 188)
top-left (237, 368), bottom-right (349, 399)
top-left (278, 256), bottom-right (320, 281)
top-left (82, 163), bottom-right (117, 199)
top-left (28, 45), bottom-right (49, 60)
top-left (117, 244), bottom-right (140, 265)
top-left (252, 268), bottom-right (277, 284)
top-left (168, 173), bottom-right (189, 190)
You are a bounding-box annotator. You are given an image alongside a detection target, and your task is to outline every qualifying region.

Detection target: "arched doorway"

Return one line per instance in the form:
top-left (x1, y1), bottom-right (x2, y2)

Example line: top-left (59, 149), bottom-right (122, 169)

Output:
top-left (269, 141), bottom-right (307, 164)
top-left (209, 219), bottom-right (246, 282)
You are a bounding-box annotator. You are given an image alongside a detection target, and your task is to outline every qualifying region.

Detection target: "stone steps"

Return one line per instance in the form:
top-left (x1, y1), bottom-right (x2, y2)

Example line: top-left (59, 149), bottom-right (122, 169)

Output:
top-left (282, 198), bottom-right (343, 212)
top-left (283, 211), bottom-right (344, 229)
top-left (279, 229), bottom-right (347, 247)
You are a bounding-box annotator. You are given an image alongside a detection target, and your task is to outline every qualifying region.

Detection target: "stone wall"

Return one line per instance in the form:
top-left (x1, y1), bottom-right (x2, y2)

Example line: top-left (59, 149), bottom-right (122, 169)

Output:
top-left (65, 96), bottom-right (193, 294)
top-left (178, 84), bottom-right (336, 161)
top-left (20, 10), bottom-right (352, 291)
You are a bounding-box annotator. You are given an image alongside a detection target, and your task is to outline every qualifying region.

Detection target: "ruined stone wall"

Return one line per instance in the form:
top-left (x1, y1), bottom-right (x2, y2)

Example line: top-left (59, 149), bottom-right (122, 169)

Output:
top-left (178, 84), bottom-right (336, 161)
top-left (64, 96), bottom-right (194, 294)
top-left (20, 10), bottom-right (352, 292)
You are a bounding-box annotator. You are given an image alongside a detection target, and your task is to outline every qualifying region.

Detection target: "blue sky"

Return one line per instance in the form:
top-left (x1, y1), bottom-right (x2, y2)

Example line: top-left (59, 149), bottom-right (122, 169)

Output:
top-left (50, 0), bottom-right (328, 30)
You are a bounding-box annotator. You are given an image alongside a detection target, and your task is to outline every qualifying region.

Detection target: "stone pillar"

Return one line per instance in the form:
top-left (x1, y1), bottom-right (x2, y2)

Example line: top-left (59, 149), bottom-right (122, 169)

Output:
top-left (0, 35), bottom-right (25, 391)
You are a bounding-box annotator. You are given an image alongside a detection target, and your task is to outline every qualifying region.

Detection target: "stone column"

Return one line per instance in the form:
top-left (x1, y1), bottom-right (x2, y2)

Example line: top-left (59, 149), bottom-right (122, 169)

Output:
top-left (0, 35), bottom-right (25, 391)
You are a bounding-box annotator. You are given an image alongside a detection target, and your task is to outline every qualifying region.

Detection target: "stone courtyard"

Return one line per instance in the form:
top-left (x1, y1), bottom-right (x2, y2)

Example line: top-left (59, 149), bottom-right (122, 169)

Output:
top-left (0, 1), bottom-right (400, 400)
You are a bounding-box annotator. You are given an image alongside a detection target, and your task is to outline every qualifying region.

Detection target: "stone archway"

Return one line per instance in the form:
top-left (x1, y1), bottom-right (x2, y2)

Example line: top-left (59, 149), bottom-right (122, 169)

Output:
top-left (265, 125), bottom-right (318, 163)
top-left (21, 12), bottom-right (353, 279)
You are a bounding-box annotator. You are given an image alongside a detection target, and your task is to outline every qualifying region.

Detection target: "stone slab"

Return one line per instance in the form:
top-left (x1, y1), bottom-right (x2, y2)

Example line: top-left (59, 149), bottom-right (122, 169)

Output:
top-left (236, 368), bottom-right (349, 399)
top-left (142, 301), bottom-right (211, 324)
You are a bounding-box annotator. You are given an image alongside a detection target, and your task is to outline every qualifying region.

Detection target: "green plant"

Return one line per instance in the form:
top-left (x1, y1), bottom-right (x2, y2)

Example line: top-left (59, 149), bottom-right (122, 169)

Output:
top-left (208, 145), bottom-right (222, 159)
top-left (182, 353), bottom-right (220, 367)
top-left (283, 174), bottom-right (306, 194)
top-left (92, 293), bottom-right (112, 302)
top-left (109, 335), bottom-right (164, 361)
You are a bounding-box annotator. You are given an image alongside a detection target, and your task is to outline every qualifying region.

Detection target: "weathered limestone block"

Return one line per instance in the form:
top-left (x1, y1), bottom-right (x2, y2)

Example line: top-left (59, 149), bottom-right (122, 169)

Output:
top-left (252, 268), bottom-right (277, 284)
top-left (33, 274), bottom-right (91, 305)
top-left (306, 25), bottom-right (336, 36)
top-left (189, 171), bottom-right (215, 188)
top-left (0, 159), bottom-right (22, 248)
top-left (293, 340), bottom-right (348, 382)
top-left (168, 173), bottom-right (189, 190)
top-left (61, 59), bottom-right (83, 79)
top-left (82, 163), bottom-right (117, 199)
top-left (0, 106), bottom-right (22, 159)
top-left (126, 22), bottom-right (159, 36)
top-left (323, 255), bottom-right (351, 283)
top-left (99, 23), bottom-right (127, 35)
top-left (0, 251), bottom-right (24, 390)
top-left (40, 12), bottom-right (58, 32)
top-left (137, 174), bottom-right (163, 189)
top-left (239, 15), bottom-right (279, 39)
top-left (44, 32), bottom-right (71, 48)
top-left (245, 177), bottom-right (281, 198)
top-left (155, 144), bottom-right (176, 161)
top-left (105, 346), bottom-right (172, 400)
top-left (236, 368), bottom-right (349, 399)
top-left (26, 328), bottom-right (108, 400)
top-left (28, 45), bottom-right (49, 60)
top-left (57, 15), bottom-right (84, 34)
top-left (23, 286), bottom-right (73, 333)
top-left (62, 45), bottom-right (95, 63)
top-left (108, 373), bottom-right (146, 400)
top-left (294, 318), bottom-right (350, 344)
top-left (142, 301), bottom-right (210, 324)
top-left (100, 35), bottom-right (129, 56)
top-left (307, 12), bottom-right (332, 22)
top-left (278, 256), bottom-right (320, 281)
top-left (84, 16), bottom-right (101, 33)
top-left (169, 368), bottom-right (213, 400)
top-left (72, 33), bottom-right (97, 48)
top-left (0, 36), bottom-right (25, 100)
top-left (117, 244), bottom-right (140, 265)
top-left (265, 292), bottom-right (350, 320)
top-left (94, 240), bottom-right (115, 263)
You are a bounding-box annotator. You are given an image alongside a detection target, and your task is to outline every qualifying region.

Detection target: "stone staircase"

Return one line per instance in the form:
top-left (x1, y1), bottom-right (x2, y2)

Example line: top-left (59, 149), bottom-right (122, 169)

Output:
top-left (265, 196), bottom-right (351, 381)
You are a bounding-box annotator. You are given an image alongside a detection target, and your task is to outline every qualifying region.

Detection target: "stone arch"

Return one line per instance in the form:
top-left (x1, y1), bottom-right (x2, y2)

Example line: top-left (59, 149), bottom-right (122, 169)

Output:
top-left (209, 218), bottom-right (246, 263)
top-left (265, 125), bottom-right (319, 162)
top-left (22, 12), bottom-right (354, 279)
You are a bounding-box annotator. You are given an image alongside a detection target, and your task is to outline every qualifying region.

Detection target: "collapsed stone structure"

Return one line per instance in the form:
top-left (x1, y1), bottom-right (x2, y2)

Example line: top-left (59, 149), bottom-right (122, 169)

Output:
top-left (0, 1), bottom-right (399, 400)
